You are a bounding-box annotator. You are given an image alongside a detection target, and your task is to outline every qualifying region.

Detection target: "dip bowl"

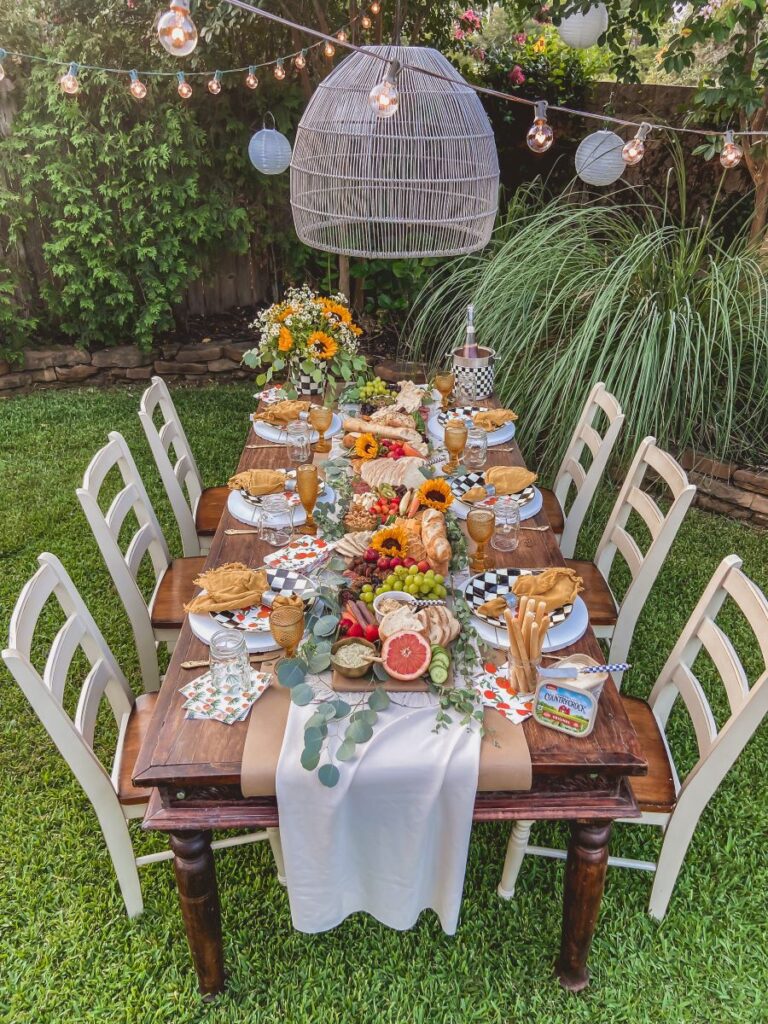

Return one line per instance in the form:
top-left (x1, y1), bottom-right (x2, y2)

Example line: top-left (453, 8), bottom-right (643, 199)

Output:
top-left (330, 636), bottom-right (378, 678)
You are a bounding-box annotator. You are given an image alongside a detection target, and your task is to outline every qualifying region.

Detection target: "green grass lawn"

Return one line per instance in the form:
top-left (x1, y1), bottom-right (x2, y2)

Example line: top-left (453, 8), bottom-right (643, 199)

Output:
top-left (1, 384), bottom-right (767, 1024)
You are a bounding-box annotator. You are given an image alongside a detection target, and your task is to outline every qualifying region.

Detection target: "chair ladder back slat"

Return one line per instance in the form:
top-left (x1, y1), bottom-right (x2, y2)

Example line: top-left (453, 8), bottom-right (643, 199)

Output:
top-left (75, 658), bottom-right (132, 747)
top-left (559, 456), bottom-right (587, 495)
top-left (697, 616), bottom-right (750, 714)
top-left (7, 560), bottom-right (60, 657)
top-left (612, 526), bottom-right (644, 580)
top-left (626, 485), bottom-right (665, 541)
top-left (671, 662), bottom-right (718, 756)
top-left (105, 482), bottom-right (143, 540)
top-left (124, 521), bottom-right (165, 582)
top-left (44, 614), bottom-right (88, 703)
top-left (580, 423), bottom-right (602, 459)
top-left (644, 443), bottom-right (690, 499)
top-left (723, 570), bottom-right (768, 666)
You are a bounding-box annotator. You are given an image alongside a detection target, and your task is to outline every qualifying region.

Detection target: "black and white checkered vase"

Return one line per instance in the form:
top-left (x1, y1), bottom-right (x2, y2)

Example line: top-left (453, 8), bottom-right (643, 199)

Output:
top-left (465, 568), bottom-right (573, 625)
top-left (295, 372), bottom-right (325, 396)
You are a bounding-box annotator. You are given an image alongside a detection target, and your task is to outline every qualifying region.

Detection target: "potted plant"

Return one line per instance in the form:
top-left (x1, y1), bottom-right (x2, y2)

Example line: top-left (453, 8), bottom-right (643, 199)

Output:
top-left (243, 285), bottom-right (368, 395)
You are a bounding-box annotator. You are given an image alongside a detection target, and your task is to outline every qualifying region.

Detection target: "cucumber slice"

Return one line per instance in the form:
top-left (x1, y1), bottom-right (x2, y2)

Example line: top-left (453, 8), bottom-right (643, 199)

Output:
top-left (429, 666), bottom-right (449, 684)
top-left (430, 653), bottom-right (450, 668)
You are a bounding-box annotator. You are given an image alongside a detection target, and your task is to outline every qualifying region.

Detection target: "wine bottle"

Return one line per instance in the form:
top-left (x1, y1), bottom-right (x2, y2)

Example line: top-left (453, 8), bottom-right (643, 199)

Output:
top-left (463, 304), bottom-right (478, 359)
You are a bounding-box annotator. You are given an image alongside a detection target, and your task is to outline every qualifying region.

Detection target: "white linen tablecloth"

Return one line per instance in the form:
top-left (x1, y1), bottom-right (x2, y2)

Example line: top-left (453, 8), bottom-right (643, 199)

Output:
top-left (275, 686), bottom-right (481, 934)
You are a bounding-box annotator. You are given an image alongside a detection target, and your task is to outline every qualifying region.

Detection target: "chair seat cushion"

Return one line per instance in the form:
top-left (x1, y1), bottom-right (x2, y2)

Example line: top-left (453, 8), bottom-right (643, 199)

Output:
top-left (564, 558), bottom-right (618, 627)
top-left (621, 696), bottom-right (677, 813)
top-left (116, 692), bottom-right (159, 806)
top-left (195, 486), bottom-right (229, 536)
top-left (150, 556), bottom-right (206, 630)
top-left (540, 487), bottom-right (564, 536)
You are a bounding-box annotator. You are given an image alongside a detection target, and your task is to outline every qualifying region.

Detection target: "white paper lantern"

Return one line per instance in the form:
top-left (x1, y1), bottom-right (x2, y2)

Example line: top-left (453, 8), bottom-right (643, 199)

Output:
top-left (557, 3), bottom-right (608, 49)
top-left (248, 118), bottom-right (292, 175)
top-left (575, 130), bottom-right (625, 186)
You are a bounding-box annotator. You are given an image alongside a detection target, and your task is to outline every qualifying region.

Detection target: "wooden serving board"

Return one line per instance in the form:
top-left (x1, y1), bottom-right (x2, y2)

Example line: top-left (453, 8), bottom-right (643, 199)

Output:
top-left (331, 667), bottom-right (431, 693)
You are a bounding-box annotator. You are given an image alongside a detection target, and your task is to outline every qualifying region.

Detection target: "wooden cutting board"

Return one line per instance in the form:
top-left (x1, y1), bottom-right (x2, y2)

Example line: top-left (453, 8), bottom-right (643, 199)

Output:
top-left (331, 667), bottom-right (431, 693)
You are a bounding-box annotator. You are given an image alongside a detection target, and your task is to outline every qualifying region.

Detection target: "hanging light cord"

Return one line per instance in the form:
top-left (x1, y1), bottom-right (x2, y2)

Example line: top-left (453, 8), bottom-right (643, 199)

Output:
top-left (221, 0), bottom-right (768, 139)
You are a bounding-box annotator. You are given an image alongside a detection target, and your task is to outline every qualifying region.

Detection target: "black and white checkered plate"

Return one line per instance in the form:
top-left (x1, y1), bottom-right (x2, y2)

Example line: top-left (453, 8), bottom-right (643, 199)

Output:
top-left (464, 568), bottom-right (574, 627)
top-left (450, 471), bottom-right (535, 510)
top-left (212, 571), bottom-right (317, 632)
top-left (436, 405), bottom-right (487, 428)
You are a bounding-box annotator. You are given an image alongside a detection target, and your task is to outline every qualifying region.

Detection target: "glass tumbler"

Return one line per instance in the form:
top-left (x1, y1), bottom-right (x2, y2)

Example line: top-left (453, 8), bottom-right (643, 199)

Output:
top-left (464, 427), bottom-right (488, 470)
top-left (491, 495), bottom-right (520, 552)
top-left (260, 494), bottom-right (295, 546)
top-left (286, 420), bottom-right (312, 465)
top-left (209, 629), bottom-right (251, 689)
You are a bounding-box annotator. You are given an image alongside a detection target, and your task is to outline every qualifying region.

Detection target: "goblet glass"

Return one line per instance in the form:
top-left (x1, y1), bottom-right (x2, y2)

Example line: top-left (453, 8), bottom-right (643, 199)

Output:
top-left (443, 418), bottom-right (468, 474)
top-left (467, 507), bottom-right (495, 573)
top-left (269, 602), bottom-right (305, 660)
top-left (309, 404), bottom-right (333, 454)
top-left (434, 372), bottom-right (455, 412)
top-left (296, 464), bottom-right (319, 535)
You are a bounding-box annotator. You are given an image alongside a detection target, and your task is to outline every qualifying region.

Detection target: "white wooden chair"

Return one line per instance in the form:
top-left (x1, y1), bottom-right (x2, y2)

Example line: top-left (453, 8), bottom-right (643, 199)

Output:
top-left (540, 382), bottom-right (625, 558)
top-left (138, 376), bottom-right (228, 557)
top-left (566, 436), bottom-right (696, 673)
top-left (2, 553), bottom-right (284, 918)
top-left (498, 555), bottom-right (768, 920)
top-left (77, 431), bottom-right (206, 692)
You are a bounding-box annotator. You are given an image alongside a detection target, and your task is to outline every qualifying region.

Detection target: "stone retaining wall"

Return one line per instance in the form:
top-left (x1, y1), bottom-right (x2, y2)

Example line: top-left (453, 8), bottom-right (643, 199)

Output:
top-left (0, 341), bottom-right (255, 396)
top-left (681, 450), bottom-right (768, 529)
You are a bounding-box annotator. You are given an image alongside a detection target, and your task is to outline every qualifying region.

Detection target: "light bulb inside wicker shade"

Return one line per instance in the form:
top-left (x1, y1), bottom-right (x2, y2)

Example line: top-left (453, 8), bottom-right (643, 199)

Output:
top-left (290, 45), bottom-right (500, 258)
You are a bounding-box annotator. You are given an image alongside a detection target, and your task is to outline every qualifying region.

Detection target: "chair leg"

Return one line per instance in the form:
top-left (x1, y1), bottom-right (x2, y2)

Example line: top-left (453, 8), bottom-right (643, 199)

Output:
top-left (647, 810), bottom-right (697, 921)
top-left (267, 827), bottom-right (287, 886)
top-left (99, 809), bottom-right (144, 918)
top-left (498, 819), bottom-right (533, 900)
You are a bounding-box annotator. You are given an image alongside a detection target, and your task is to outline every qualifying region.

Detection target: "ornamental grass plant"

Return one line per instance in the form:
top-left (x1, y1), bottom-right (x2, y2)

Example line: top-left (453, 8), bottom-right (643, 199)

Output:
top-left (404, 171), bottom-right (768, 471)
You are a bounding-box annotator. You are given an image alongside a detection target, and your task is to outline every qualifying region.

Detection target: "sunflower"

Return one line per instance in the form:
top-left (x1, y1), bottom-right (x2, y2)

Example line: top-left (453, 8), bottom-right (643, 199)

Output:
top-left (417, 477), bottom-right (454, 511)
top-left (277, 326), bottom-right (293, 352)
top-left (371, 524), bottom-right (409, 559)
top-left (308, 331), bottom-right (338, 360)
top-left (355, 433), bottom-right (379, 460)
top-left (275, 304), bottom-right (296, 323)
top-left (317, 297), bottom-right (352, 325)
top-left (349, 323), bottom-right (363, 336)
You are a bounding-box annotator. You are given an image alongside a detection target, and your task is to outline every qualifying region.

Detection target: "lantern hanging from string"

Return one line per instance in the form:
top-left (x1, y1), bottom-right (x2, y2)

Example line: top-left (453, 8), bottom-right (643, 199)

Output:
top-left (557, 3), bottom-right (608, 49)
top-left (575, 129), bottom-right (625, 186)
top-left (290, 45), bottom-right (499, 258)
top-left (249, 113), bottom-right (292, 174)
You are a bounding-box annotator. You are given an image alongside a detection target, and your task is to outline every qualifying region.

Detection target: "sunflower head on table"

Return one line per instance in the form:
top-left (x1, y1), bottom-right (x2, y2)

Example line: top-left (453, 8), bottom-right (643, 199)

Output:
top-left (243, 284), bottom-right (363, 389)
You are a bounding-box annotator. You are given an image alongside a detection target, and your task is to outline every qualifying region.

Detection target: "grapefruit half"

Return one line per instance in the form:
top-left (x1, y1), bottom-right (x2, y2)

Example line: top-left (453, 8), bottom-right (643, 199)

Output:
top-left (382, 630), bottom-right (431, 681)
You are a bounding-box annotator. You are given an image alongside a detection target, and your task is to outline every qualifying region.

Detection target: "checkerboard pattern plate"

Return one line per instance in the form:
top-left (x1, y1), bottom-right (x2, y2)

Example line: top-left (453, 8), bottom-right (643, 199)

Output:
top-left (436, 405), bottom-right (487, 428)
top-left (240, 487), bottom-right (302, 509)
top-left (265, 568), bottom-right (317, 600)
top-left (449, 471), bottom-right (535, 510)
top-left (464, 568), bottom-right (573, 627)
top-left (213, 605), bottom-right (272, 632)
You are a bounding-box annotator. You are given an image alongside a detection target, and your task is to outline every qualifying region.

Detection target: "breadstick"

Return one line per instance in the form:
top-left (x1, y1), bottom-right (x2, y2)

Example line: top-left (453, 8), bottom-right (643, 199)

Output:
top-left (522, 609), bottom-right (535, 654)
top-left (529, 621), bottom-right (539, 669)
top-left (537, 617), bottom-right (550, 659)
top-left (505, 609), bottom-right (528, 694)
top-left (517, 595), bottom-right (530, 625)
top-left (536, 600), bottom-right (548, 630)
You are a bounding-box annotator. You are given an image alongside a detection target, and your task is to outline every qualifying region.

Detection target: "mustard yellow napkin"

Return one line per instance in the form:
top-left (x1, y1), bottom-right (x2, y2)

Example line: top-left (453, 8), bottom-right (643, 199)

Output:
top-left (512, 567), bottom-right (583, 613)
top-left (473, 409), bottom-right (518, 431)
top-left (485, 466), bottom-right (537, 495)
top-left (253, 399), bottom-right (310, 426)
top-left (228, 469), bottom-right (285, 497)
top-left (185, 562), bottom-right (268, 614)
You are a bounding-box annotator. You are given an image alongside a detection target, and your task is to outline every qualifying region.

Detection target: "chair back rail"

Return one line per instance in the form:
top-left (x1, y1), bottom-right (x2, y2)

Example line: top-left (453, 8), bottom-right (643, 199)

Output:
top-left (594, 436), bottom-right (696, 667)
top-left (77, 431), bottom-right (169, 692)
top-left (553, 382), bottom-right (625, 558)
top-left (139, 376), bottom-right (203, 557)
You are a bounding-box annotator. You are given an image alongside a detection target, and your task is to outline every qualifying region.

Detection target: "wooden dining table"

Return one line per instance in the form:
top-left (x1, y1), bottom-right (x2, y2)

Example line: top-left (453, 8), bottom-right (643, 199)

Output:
top-left (133, 400), bottom-right (646, 1000)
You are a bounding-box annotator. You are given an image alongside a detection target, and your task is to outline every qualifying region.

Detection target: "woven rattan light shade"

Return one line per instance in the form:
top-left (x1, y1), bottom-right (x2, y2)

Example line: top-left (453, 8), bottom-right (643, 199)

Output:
top-left (290, 45), bottom-right (499, 258)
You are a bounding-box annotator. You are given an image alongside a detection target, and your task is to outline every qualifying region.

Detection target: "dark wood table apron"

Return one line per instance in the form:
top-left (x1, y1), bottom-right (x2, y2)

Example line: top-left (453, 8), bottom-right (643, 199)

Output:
top-left (134, 409), bottom-right (646, 1000)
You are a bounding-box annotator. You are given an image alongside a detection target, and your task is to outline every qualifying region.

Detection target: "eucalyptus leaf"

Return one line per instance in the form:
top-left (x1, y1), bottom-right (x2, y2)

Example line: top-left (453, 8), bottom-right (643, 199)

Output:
top-left (304, 725), bottom-right (326, 748)
top-left (372, 662), bottom-right (390, 682)
top-left (291, 683), bottom-right (315, 706)
top-left (314, 639), bottom-right (333, 655)
top-left (308, 652), bottom-right (332, 673)
top-left (318, 764), bottom-right (341, 788)
top-left (301, 747), bottom-right (321, 771)
top-left (313, 614), bottom-right (340, 637)
top-left (336, 739), bottom-right (357, 762)
top-left (315, 702), bottom-right (337, 720)
top-left (305, 711), bottom-right (327, 729)
top-left (277, 659), bottom-right (308, 688)
top-left (332, 699), bottom-right (351, 719)
top-left (346, 719), bottom-right (373, 743)
top-left (369, 687), bottom-right (390, 712)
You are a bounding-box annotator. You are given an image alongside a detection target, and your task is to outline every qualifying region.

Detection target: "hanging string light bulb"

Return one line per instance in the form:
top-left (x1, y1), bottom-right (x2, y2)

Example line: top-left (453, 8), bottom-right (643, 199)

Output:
top-left (720, 130), bottom-right (743, 169)
top-left (368, 59), bottom-right (400, 119)
top-left (157, 0), bottom-right (198, 57)
top-left (294, 50), bottom-right (307, 71)
top-left (336, 30), bottom-right (348, 43)
top-left (323, 41), bottom-right (336, 59)
top-left (526, 100), bottom-right (554, 153)
top-left (208, 70), bottom-right (222, 95)
top-left (0, 49), bottom-right (7, 83)
top-left (361, 14), bottom-right (372, 29)
top-left (621, 121), bottom-right (651, 166)
top-left (177, 70), bottom-right (192, 98)
top-left (59, 62), bottom-right (80, 95)
top-left (129, 70), bottom-right (147, 100)
top-left (370, 2), bottom-right (381, 14)
top-left (245, 66), bottom-right (258, 89)
top-left (273, 59), bottom-right (286, 81)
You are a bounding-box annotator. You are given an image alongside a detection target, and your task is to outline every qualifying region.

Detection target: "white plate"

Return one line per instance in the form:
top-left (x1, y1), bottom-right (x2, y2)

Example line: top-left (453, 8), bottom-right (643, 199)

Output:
top-left (250, 412), bottom-right (342, 445)
top-left (471, 595), bottom-right (589, 653)
top-left (227, 484), bottom-right (335, 528)
top-left (188, 608), bottom-right (284, 653)
top-left (427, 410), bottom-right (516, 447)
top-left (451, 486), bottom-right (543, 523)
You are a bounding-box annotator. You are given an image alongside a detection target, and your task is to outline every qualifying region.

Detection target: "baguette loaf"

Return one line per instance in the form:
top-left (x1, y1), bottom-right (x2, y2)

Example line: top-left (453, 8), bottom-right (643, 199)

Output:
top-left (421, 509), bottom-right (451, 576)
top-left (342, 417), bottom-right (426, 449)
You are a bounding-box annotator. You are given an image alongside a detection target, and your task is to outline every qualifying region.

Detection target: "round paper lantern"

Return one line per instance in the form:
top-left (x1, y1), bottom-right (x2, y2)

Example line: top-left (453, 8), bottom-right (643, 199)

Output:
top-left (575, 130), bottom-right (625, 186)
top-left (290, 45), bottom-right (499, 258)
top-left (248, 118), bottom-right (292, 175)
top-left (557, 3), bottom-right (608, 49)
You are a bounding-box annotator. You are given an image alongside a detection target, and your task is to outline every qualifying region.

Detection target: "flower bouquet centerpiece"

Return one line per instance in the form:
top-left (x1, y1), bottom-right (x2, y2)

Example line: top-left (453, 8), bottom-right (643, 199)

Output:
top-left (243, 285), bottom-right (368, 396)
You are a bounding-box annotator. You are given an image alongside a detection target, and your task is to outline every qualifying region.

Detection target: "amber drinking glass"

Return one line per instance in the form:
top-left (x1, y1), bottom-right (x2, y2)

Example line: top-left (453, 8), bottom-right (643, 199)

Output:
top-left (296, 464), bottom-right (319, 535)
top-left (269, 603), bottom-right (305, 660)
top-left (467, 507), bottom-right (495, 572)
top-left (443, 418), bottom-right (468, 474)
top-left (434, 372), bottom-right (455, 412)
top-left (309, 404), bottom-right (333, 453)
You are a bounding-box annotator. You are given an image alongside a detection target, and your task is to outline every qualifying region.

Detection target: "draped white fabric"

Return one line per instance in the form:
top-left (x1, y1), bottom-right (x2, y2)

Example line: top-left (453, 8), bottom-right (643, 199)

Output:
top-left (275, 688), bottom-right (481, 934)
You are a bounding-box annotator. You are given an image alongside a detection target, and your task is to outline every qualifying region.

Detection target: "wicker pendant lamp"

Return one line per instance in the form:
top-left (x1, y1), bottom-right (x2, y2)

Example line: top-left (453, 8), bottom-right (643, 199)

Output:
top-left (290, 45), bottom-right (500, 258)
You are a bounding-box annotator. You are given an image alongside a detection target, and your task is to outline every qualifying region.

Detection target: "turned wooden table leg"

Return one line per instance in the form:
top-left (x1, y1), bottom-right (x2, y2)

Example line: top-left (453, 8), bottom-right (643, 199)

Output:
top-left (555, 819), bottom-right (612, 993)
top-left (169, 830), bottom-right (225, 1000)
